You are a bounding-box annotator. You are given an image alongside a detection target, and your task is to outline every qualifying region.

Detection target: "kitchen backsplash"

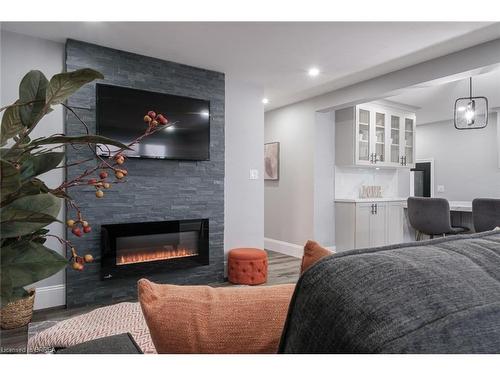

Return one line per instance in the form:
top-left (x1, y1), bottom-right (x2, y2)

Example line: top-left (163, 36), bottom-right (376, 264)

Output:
top-left (335, 166), bottom-right (401, 199)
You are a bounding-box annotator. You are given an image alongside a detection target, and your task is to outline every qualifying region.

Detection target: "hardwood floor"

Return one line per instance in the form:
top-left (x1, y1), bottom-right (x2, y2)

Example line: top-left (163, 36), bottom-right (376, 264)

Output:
top-left (0, 250), bottom-right (300, 354)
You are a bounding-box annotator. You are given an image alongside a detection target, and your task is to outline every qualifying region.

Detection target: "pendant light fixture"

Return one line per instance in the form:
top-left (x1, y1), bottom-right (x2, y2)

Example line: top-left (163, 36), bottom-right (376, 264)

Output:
top-left (454, 77), bottom-right (488, 129)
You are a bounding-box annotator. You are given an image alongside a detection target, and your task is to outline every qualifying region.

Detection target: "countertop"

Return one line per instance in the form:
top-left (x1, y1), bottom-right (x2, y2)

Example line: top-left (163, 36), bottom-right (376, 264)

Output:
top-left (335, 198), bottom-right (472, 212)
top-left (335, 197), bottom-right (407, 203)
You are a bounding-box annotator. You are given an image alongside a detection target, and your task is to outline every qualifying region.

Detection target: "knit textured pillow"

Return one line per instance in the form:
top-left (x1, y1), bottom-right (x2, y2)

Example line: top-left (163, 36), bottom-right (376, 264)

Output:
top-left (138, 279), bottom-right (295, 354)
top-left (300, 240), bottom-right (335, 274)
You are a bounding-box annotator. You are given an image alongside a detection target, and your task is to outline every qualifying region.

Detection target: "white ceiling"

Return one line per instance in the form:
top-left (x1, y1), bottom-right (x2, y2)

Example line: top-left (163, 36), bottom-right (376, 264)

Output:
top-left (389, 68), bottom-right (500, 125)
top-left (2, 22), bottom-right (500, 110)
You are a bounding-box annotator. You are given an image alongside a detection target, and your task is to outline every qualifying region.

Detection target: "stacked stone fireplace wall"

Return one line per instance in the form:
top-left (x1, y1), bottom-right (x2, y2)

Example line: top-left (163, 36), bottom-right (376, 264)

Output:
top-left (65, 40), bottom-right (225, 307)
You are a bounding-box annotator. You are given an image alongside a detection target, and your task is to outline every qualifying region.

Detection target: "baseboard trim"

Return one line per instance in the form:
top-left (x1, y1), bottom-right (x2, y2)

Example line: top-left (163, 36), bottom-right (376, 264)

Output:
top-left (264, 238), bottom-right (336, 258)
top-left (264, 238), bottom-right (303, 258)
top-left (34, 284), bottom-right (65, 310)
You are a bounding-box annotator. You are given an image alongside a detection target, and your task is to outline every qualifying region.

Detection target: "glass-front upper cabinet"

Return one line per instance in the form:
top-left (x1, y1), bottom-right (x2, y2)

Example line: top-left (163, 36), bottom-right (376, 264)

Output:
top-left (345, 102), bottom-right (416, 168)
top-left (375, 112), bottom-right (385, 163)
top-left (404, 117), bottom-right (415, 165)
top-left (357, 108), bottom-right (370, 162)
top-left (390, 115), bottom-right (401, 164)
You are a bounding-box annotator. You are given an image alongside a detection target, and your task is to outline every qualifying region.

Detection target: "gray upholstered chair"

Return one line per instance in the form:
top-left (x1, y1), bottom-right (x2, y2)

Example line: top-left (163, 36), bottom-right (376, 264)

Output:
top-left (407, 197), bottom-right (469, 240)
top-left (472, 198), bottom-right (500, 232)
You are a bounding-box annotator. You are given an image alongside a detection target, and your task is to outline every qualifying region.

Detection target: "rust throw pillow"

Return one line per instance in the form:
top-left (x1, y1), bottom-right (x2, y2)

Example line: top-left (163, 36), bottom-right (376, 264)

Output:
top-left (138, 279), bottom-right (295, 354)
top-left (300, 240), bottom-right (335, 274)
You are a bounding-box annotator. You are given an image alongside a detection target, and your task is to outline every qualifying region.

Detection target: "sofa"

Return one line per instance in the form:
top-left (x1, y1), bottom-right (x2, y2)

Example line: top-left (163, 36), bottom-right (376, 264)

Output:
top-left (279, 230), bottom-right (500, 353)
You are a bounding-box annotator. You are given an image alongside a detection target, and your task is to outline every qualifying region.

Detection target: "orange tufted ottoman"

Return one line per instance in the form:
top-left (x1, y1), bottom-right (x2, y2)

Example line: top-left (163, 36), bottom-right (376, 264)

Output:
top-left (228, 248), bottom-right (268, 285)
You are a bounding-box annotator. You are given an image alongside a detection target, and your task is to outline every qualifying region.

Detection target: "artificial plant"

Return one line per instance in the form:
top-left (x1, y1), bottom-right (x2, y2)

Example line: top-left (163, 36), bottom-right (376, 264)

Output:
top-left (0, 69), bottom-right (170, 306)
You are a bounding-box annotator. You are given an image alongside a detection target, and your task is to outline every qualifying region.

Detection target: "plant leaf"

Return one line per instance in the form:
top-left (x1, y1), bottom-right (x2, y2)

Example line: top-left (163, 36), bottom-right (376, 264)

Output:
top-left (18, 178), bottom-right (51, 196)
top-left (32, 135), bottom-right (131, 150)
top-left (20, 152), bottom-right (64, 181)
top-left (0, 103), bottom-right (25, 146)
top-left (1, 241), bottom-right (67, 305)
top-left (0, 159), bottom-right (21, 202)
top-left (0, 193), bottom-right (61, 238)
top-left (46, 68), bottom-right (103, 105)
top-left (19, 70), bottom-right (49, 127)
top-left (1, 208), bottom-right (61, 224)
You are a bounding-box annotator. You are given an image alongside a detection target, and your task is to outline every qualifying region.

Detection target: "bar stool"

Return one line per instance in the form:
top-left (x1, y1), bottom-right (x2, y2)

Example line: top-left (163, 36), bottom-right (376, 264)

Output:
top-left (407, 197), bottom-right (469, 241)
top-left (472, 198), bottom-right (500, 232)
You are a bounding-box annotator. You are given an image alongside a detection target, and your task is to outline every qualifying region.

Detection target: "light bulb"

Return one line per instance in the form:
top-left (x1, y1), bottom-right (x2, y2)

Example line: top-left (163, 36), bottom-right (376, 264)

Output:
top-left (465, 100), bottom-right (476, 125)
top-left (308, 67), bottom-right (320, 77)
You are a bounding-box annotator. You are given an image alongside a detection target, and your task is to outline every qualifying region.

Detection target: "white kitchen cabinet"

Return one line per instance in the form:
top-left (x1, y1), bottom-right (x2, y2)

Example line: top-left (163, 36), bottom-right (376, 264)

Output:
top-left (335, 199), bottom-right (405, 251)
top-left (386, 201), bottom-right (404, 245)
top-left (335, 101), bottom-right (416, 168)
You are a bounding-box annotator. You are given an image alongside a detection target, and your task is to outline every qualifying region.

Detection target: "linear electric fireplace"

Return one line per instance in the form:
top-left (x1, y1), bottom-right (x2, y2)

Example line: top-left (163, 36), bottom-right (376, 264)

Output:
top-left (101, 219), bottom-right (209, 280)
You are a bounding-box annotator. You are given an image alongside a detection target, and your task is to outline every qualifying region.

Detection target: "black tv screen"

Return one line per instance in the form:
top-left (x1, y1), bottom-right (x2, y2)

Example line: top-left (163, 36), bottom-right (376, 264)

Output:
top-left (96, 84), bottom-right (210, 160)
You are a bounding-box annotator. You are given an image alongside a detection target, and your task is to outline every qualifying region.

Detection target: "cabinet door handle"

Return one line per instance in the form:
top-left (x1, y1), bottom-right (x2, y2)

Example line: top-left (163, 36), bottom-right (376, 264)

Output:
top-left (371, 204), bottom-right (374, 214)
top-left (404, 156), bottom-right (407, 165)
top-left (400, 156), bottom-right (404, 166)
top-left (375, 204), bottom-right (378, 214)
top-left (374, 154), bottom-right (377, 164)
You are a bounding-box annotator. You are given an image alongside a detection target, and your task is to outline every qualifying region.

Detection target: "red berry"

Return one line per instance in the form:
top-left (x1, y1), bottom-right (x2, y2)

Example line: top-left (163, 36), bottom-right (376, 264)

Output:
top-left (115, 154), bottom-right (125, 165)
top-left (99, 171), bottom-right (108, 179)
top-left (148, 111), bottom-right (156, 119)
top-left (88, 178), bottom-right (97, 185)
top-left (157, 114), bottom-right (168, 125)
top-left (72, 228), bottom-right (82, 237)
top-left (83, 226), bottom-right (92, 233)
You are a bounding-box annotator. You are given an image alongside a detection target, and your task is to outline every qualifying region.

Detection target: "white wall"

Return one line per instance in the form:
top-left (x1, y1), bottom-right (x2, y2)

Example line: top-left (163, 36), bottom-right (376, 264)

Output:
top-left (264, 101), bottom-right (315, 250)
top-left (224, 77), bottom-right (264, 254)
top-left (1, 30), bottom-right (66, 309)
top-left (313, 111), bottom-right (335, 248)
top-left (264, 101), bottom-right (336, 255)
top-left (416, 112), bottom-right (500, 201)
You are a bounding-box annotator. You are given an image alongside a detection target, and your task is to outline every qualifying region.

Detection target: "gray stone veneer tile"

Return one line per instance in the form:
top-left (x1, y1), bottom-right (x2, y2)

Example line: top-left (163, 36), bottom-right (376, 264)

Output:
top-left (65, 39), bottom-right (225, 307)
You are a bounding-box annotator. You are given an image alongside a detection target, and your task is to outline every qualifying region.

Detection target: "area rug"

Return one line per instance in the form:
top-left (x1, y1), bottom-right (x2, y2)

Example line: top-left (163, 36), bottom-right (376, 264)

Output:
top-left (27, 302), bottom-right (155, 354)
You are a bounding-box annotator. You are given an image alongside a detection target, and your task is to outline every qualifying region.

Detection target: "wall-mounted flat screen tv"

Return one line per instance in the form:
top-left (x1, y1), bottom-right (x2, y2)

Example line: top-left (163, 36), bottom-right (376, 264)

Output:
top-left (96, 84), bottom-right (210, 160)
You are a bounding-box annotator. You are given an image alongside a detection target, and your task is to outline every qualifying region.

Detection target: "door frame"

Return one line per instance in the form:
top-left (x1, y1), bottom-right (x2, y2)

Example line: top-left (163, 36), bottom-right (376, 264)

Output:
top-left (409, 158), bottom-right (435, 197)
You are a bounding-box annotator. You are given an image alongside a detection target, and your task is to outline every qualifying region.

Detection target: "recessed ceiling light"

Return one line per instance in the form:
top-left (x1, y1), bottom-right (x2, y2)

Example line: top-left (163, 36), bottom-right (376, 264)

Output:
top-left (308, 67), bottom-right (320, 77)
top-left (262, 98), bottom-right (269, 104)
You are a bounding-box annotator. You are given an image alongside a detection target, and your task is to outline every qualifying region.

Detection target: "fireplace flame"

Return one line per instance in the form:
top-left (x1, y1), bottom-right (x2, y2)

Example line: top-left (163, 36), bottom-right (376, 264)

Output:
top-left (117, 247), bottom-right (198, 266)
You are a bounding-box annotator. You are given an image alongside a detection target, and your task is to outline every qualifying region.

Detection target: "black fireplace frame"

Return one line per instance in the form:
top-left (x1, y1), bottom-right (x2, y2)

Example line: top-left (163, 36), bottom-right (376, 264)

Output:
top-left (100, 219), bottom-right (209, 280)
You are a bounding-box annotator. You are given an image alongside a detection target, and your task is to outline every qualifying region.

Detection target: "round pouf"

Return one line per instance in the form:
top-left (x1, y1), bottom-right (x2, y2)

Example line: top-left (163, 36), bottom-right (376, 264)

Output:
top-left (228, 248), bottom-right (268, 285)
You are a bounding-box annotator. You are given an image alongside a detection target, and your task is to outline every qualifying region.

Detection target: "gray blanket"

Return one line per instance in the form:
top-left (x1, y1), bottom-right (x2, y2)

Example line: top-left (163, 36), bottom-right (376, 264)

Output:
top-left (279, 230), bottom-right (500, 353)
